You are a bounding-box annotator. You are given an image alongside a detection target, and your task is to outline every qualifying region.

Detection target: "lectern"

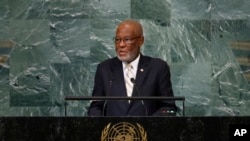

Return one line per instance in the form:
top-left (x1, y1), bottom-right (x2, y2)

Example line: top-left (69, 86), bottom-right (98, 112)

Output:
top-left (64, 96), bottom-right (185, 116)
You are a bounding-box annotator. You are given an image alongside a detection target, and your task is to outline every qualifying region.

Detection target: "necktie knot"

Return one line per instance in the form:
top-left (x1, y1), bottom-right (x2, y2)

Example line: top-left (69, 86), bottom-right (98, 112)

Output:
top-left (126, 64), bottom-right (134, 79)
top-left (126, 63), bottom-right (133, 70)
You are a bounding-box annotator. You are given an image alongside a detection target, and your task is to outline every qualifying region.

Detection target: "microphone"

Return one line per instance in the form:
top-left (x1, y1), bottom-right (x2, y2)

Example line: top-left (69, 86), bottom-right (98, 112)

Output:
top-left (102, 80), bottom-right (113, 116)
top-left (130, 78), bottom-right (148, 116)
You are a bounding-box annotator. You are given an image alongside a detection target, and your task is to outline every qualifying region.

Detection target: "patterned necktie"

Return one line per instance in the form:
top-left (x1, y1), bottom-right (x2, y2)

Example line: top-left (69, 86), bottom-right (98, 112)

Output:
top-left (125, 64), bottom-right (134, 97)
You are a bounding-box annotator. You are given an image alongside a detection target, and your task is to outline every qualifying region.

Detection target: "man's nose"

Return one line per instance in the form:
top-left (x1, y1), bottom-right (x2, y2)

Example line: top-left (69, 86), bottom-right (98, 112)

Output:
top-left (118, 39), bottom-right (126, 47)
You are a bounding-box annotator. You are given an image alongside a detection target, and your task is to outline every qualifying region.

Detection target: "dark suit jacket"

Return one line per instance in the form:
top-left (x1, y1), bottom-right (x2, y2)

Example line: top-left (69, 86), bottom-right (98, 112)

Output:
top-left (88, 55), bottom-right (177, 116)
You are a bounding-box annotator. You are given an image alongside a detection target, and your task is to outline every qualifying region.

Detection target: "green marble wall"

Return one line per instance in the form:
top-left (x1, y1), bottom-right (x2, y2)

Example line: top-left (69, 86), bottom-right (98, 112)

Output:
top-left (0, 0), bottom-right (249, 116)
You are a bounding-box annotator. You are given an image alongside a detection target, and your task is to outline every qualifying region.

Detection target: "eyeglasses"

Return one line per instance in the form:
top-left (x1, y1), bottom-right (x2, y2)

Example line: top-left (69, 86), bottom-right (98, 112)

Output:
top-left (113, 36), bottom-right (141, 44)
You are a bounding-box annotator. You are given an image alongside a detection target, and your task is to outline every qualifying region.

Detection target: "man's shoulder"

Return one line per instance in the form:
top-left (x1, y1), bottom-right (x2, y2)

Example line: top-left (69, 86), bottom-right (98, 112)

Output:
top-left (142, 55), bottom-right (168, 65)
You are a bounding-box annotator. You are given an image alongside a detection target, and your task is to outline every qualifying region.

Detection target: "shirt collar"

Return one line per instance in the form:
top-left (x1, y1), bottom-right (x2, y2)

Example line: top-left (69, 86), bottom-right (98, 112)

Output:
top-left (122, 54), bottom-right (140, 69)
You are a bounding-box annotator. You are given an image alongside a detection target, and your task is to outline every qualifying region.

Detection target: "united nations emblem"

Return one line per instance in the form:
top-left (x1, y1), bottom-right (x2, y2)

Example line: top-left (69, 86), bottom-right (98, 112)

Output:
top-left (101, 122), bottom-right (147, 141)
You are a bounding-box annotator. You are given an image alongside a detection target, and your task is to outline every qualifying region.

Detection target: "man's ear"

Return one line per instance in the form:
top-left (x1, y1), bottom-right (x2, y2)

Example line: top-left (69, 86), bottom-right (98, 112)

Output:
top-left (138, 36), bottom-right (144, 47)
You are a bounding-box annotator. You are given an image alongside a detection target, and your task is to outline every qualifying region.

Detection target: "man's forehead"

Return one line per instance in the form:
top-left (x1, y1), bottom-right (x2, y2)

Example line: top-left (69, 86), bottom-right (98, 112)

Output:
top-left (116, 24), bottom-right (136, 34)
top-left (118, 20), bottom-right (141, 28)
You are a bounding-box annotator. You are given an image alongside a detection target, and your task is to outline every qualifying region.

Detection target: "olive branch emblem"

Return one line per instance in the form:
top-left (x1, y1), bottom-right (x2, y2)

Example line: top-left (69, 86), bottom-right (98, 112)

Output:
top-left (137, 123), bottom-right (147, 141)
top-left (101, 123), bottom-right (111, 141)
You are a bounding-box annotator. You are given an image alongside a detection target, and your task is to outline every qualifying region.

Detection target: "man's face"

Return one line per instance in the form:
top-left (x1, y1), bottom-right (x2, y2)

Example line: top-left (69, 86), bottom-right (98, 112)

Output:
top-left (115, 23), bottom-right (143, 63)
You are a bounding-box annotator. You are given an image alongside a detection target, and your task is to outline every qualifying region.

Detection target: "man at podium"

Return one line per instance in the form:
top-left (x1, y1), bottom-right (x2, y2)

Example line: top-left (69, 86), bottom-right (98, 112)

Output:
top-left (88, 19), bottom-right (177, 116)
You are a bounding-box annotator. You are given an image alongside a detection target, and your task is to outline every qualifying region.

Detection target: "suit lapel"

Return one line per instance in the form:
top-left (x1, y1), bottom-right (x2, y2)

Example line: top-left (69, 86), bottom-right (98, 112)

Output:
top-left (133, 55), bottom-right (150, 96)
top-left (111, 57), bottom-right (127, 97)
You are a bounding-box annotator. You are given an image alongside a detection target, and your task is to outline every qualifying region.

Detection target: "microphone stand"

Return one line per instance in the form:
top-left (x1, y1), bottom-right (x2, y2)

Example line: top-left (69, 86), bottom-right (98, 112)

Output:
top-left (130, 78), bottom-right (148, 116)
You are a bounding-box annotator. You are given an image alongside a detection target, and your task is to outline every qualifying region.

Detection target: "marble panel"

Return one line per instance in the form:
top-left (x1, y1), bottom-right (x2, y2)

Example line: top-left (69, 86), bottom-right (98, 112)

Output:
top-left (210, 19), bottom-right (250, 115)
top-left (139, 20), bottom-right (172, 61)
top-left (9, 19), bottom-right (50, 44)
top-left (169, 19), bottom-right (212, 63)
top-left (0, 0), bottom-right (10, 40)
top-left (171, 63), bottom-right (212, 116)
top-left (171, 0), bottom-right (211, 20)
top-left (90, 19), bottom-right (117, 62)
top-left (50, 62), bottom-right (90, 116)
top-left (7, 19), bottom-right (54, 106)
top-left (0, 67), bottom-right (10, 116)
top-left (49, 0), bottom-right (90, 20)
top-left (8, 0), bottom-right (49, 19)
top-left (131, 0), bottom-right (171, 26)
top-left (50, 19), bottom-right (91, 63)
top-left (211, 0), bottom-right (250, 19)
top-left (0, 0), bottom-right (9, 17)
top-left (90, 0), bottom-right (130, 19)
top-left (9, 63), bottom-right (51, 106)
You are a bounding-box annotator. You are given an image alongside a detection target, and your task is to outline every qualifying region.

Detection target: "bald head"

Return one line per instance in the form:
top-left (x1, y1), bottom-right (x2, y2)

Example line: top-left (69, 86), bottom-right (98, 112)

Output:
top-left (116, 20), bottom-right (143, 36)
